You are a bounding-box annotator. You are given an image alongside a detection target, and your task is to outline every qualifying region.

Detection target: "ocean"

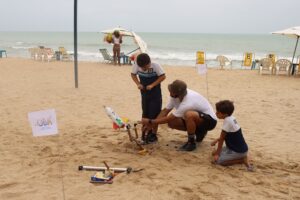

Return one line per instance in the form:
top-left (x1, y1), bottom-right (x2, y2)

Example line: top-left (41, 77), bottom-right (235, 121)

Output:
top-left (0, 32), bottom-right (299, 67)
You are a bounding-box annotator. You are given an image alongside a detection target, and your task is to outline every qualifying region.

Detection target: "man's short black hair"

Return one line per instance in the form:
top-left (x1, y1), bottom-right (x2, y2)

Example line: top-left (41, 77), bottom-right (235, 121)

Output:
top-left (136, 53), bottom-right (151, 68)
top-left (215, 100), bottom-right (234, 116)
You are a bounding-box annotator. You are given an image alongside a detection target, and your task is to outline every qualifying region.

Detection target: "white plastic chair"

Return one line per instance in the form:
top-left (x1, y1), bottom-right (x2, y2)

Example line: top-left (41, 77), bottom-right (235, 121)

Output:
top-left (216, 55), bottom-right (231, 69)
top-left (275, 59), bottom-right (291, 76)
top-left (259, 58), bottom-right (274, 75)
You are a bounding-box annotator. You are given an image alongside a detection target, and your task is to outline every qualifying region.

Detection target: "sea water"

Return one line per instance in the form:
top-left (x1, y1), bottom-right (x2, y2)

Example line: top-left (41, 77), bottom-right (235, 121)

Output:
top-left (0, 32), bottom-right (299, 68)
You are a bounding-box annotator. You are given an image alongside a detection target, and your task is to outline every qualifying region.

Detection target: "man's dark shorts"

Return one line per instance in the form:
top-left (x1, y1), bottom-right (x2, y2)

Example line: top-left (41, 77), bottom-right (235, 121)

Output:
top-left (197, 111), bottom-right (217, 131)
top-left (182, 111), bottom-right (217, 142)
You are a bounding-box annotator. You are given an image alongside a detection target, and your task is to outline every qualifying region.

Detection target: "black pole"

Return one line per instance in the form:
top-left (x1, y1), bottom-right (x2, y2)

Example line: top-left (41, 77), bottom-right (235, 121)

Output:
top-left (74, 0), bottom-right (78, 88)
top-left (291, 36), bottom-right (299, 75)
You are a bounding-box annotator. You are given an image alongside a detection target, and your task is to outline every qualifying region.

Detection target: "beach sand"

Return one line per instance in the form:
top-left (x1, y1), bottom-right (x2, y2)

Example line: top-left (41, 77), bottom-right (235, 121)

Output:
top-left (0, 58), bottom-right (299, 200)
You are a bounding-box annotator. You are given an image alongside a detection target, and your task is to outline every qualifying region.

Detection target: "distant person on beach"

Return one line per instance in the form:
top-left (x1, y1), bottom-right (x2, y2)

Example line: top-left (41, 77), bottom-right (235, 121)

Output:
top-left (112, 30), bottom-right (122, 65)
top-left (141, 80), bottom-right (217, 151)
top-left (211, 100), bottom-right (253, 170)
top-left (131, 53), bottom-right (166, 144)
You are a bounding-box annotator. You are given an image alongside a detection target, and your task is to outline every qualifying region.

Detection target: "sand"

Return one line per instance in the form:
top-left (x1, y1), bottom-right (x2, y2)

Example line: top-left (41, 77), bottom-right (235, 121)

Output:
top-left (0, 58), bottom-right (299, 200)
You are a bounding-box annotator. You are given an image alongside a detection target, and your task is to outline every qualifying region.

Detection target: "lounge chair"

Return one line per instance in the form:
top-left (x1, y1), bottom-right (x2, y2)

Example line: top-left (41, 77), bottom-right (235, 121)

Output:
top-left (99, 48), bottom-right (114, 63)
top-left (0, 49), bottom-right (7, 58)
top-left (242, 52), bottom-right (255, 69)
top-left (275, 59), bottom-right (291, 76)
top-left (259, 58), bottom-right (274, 75)
top-left (216, 55), bottom-right (231, 69)
top-left (58, 47), bottom-right (73, 61)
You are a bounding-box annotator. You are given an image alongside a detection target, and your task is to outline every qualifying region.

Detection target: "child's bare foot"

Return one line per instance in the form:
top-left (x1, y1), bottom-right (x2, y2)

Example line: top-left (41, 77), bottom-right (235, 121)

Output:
top-left (246, 164), bottom-right (255, 172)
top-left (244, 156), bottom-right (255, 172)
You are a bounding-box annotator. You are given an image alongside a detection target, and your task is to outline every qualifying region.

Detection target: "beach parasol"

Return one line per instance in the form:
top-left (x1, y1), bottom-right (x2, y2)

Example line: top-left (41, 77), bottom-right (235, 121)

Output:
top-left (101, 27), bottom-right (134, 37)
top-left (132, 32), bottom-right (147, 53)
top-left (272, 26), bottom-right (300, 75)
top-left (101, 27), bottom-right (147, 54)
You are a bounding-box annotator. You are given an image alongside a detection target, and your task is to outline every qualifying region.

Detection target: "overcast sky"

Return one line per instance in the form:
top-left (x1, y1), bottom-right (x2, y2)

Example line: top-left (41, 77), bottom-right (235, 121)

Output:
top-left (0, 0), bottom-right (299, 33)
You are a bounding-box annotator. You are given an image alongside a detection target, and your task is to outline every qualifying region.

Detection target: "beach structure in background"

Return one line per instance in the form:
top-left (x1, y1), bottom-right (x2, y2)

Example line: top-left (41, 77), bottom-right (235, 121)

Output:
top-left (196, 51), bottom-right (209, 99)
top-left (196, 51), bottom-right (207, 74)
top-left (0, 49), bottom-right (7, 58)
top-left (2, 32), bottom-right (299, 67)
top-left (272, 26), bottom-right (300, 75)
top-left (259, 58), bottom-right (274, 75)
top-left (101, 27), bottom-right (147, 61)
top-left (216, 55), bottom-right (231, 69)
top-left (275, 59), bottom-right (291, 76)
top-left (28, 46), bottom-right (55, 62)
top-left (241, 52), bottom-right (255, 69)
top-left (28, 46), bottom-right (73, 62)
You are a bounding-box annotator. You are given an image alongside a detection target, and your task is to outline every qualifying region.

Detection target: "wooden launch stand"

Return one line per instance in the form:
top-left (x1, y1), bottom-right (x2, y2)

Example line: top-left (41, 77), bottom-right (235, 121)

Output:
top-left (125, 122), bottom-right (147, 154)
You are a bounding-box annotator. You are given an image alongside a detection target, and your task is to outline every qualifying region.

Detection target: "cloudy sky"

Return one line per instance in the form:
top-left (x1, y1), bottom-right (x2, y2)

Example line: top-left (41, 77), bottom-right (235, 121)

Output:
top-left (0, 0), bottom-right (299, 33)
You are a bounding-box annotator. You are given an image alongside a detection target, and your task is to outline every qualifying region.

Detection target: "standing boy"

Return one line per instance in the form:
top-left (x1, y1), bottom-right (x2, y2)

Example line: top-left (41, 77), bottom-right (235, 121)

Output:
top-left (131, 53), bottom-right (166, 144)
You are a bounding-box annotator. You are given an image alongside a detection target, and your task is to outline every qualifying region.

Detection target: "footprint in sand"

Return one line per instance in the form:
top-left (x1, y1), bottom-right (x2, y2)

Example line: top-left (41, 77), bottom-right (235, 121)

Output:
top-left (38, 146), bottom-right (53, 156)
top-left (180, 186), bottom-right (193, 192)
top-left (0, 182), bottom-right (18, 189)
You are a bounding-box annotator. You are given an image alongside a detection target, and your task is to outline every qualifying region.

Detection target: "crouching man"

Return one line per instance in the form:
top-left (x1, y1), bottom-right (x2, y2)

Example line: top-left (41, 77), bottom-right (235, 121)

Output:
top-left (142, 79), bottom-right (217, 151)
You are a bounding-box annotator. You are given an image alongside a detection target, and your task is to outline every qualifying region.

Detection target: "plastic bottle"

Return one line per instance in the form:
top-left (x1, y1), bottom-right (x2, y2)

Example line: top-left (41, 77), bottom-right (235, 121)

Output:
top-left (103, 106), bottom-right (124, 128)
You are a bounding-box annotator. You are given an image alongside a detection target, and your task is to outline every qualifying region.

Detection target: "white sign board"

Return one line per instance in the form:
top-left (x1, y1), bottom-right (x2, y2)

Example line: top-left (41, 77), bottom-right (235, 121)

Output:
top-left (197, 64), bottom-right (207, 75)
top-left (28, 109), bottom-right (58, 137)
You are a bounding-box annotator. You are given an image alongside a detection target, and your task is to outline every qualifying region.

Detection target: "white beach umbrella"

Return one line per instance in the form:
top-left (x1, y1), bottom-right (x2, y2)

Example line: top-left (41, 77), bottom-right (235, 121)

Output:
top-left (132, 32), bottom-right (147, 53)
top-left (272, 26), bottom-right (300, 74)
top-left (101, 27), bottom-right (134, 37)
top-left (101, 27), bottom-right (147, 54)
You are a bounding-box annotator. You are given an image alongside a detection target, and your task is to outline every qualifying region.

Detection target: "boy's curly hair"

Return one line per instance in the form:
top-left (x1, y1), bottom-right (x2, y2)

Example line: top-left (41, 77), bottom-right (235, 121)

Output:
top-left (215, 100), bottom-right (234, 116)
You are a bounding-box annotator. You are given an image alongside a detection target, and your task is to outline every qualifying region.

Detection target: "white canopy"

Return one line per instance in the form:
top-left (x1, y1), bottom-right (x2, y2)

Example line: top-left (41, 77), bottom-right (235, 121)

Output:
top-left (272, 26), bottom-right (300, 38)
top-left (101, 27), bottom-right (134, 37)
top-left (272, 26), bottom-right (300, 74)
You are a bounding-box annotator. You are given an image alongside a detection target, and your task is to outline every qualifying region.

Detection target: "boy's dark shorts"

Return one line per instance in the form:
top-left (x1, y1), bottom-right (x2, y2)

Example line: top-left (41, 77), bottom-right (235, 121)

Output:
top-left (141, 95), bottom-right (162, 119)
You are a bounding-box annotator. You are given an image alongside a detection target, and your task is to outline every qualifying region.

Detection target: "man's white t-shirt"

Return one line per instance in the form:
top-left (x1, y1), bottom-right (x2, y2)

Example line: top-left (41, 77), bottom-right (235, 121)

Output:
top-left (166, 89), bottom-right (217, 120)
top-left (222, 116), bottom-right (240, 133)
